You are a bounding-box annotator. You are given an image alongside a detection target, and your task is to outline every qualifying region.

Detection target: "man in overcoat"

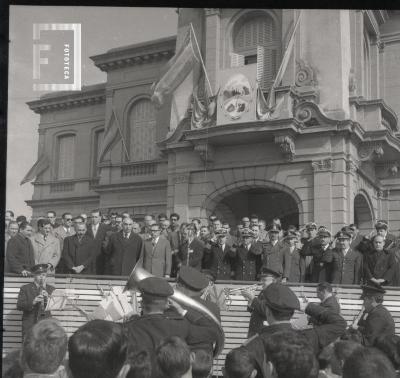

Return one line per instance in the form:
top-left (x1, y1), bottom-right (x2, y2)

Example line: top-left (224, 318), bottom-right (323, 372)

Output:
top-left (260, 225), bottom-right (284, 277)
top-left (17, 264), bottom-right (55, 339)
top-left (208, 229), bottom-right (236, 280)
top-left (105, 217), bottom-right (143, 276)
top-left (142, 223), bottom-right (172, 278)
top-left (177, 224), bottom-right (204, 272)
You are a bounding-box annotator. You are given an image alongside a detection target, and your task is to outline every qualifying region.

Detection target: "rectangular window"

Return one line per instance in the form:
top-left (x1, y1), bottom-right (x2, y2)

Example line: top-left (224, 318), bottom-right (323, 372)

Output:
top-left (57, 134), bottom-right (75, 179)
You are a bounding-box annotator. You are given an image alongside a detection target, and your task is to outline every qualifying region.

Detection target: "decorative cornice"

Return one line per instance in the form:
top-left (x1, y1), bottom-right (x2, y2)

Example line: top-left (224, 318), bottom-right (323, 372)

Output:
top-left (274, 135), bottom-right (295, 161)
top-left (311, 159), bottom-right (333, 172)
top-left (295, 59), bottom-right (316, 87)
top-left (377, 189), bottom-right (390, 199)
top-left (27, 83), bottom-right (106, 114)
top-left (173, 174), bottom-right (190, 184)
top-left (90, 36), bottom-right (176, 72)
top-left (358, 141), bottom-right (384, 161)
top-left (380, 31), bottom-right (400, 45)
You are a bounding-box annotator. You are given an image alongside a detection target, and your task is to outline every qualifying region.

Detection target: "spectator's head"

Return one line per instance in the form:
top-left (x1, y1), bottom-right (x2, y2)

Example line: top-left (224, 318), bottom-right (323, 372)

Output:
top-left (46, 211), bottom-right (56, 225)
top-left (223, 347), bottom-right (257, 378)
top-left (115, 215), bottom-right (123, 231)
top-left (342, 347), bottom-right (396, 378)
top-left (37, 218), bottom-right (52, 237)
top-left (7, 221), bottom-right (19, 238)
top-left (241, 217), bottom-right (250, 228)
top-left (161, 219), bottom-right (170, 230)
top-left (264, 331), bottom-right (316, 378)
top-left (80, 213), bottom-right (88, 224)
top-left (110, 213), bottom-right (117, 225)
top-left (170, 213), bottom-right (180, 228)
top-left (2, 349), bottom-right (23, 378)
top-left (16, 215), bottom-right (27, 225)
top-left (144, 214), bottom-right (154, 227)
top-left (349, 223), bottom-right (359, 234)
top-left (191, 218), bottom-right (201, 232)
top-left (261, 283), bottom-right (299, 322)
top-left (373, 235), bottom-right (385, 251)
top-left (335, 231), bottom-right (352, 250)
top-left (21, 319), bottom-right (67, 375)
top-left (330, 341), bottom-right (363, 375)
top-left (222, 222), bottom-right (231, 234)
top-left (361, 280), bottom-right (385, 312)
top-left (192, 349), bottom-right (213, 378)
top-left (305, 222), bottom-right (318, 238)
top-left (374, 335), bottom-right (400, 370)
top-left (375, 220), bottom-right (389, 238)
top-left (90, 209), bottom-right (102, 226)
top-left (150, 224), bottom-right (161, 240)
top-left (5, 210), bottom-right (15, 224)
top-left (283, 230), bottom-right (300, 247)
top-left (75, 222), bottom-right (87, 238)
top-left (200, 226), bottom-right (210, 238)
top-left (122, 212), bottom-right (131, 220)
top-left (316, 282), bottom-right (333, 302)
top-left (258, 219), bottom-right (266, 231)
top-left (181, 224), bottom-right (195, 241)
top-left (267, 224), bottom-right (281, 241)
top-left (158, 213), bottom-right (168, 222)
top-left (61, 212), bottom-right (73, 227)
top-left (126, 348), bottom-right (152, 378)
top-left (250, 214), bottom-right (259, 226)
top-left (250, 224), bottom-right (260, 239)
top-left (122, 218), bottom-right (134, 234)
top-left (132, 221), bottom-right (141, 234)
top-left (73, 216), bottom-right (84, 226)
top-left (176, 267), bottom-right (209, 298)
top-left (156, 337), bottom-right (193, 378)
top-left (102, 214), bottom-right (110, 225)
top-left (19, 221), bottom-right (33, 238)
top-left (212, 219), bottom-right (222, 231)
top-left (317, 229), bottom-right (331, 247)
top-left (68, 320), bottom-right (128, 378)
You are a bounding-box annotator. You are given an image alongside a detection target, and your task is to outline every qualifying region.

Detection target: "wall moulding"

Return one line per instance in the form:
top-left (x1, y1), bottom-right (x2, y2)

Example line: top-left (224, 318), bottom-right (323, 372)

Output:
top-left (311, 158), bottom-right (333, 172)
top-left (357, 141), bottom-right (384, 161)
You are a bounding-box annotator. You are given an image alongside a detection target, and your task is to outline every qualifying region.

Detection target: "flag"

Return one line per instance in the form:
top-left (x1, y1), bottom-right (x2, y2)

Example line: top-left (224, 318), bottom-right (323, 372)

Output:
top-left (257, 11), bottom-right (302, 119)
top-left (98, 110), bottom-right (117, 163)
top-left (151, 29), bottom-right (198, 108)
top-left (20, 154), bottom-right (50, 185)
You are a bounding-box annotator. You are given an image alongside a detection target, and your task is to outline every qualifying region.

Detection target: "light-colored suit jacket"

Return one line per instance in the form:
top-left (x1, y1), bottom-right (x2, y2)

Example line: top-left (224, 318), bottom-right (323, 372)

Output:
top-left (142, 236), bottom-right (172, 277)
top-left (54, 225), bottom-right (76, 250)
top-left (30, 233), bottom-right (61, 272)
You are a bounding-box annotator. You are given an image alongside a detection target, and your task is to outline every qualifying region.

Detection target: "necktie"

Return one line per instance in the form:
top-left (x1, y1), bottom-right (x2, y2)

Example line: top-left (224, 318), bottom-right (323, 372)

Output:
top-left (124, 233), bottom-right (129, 239)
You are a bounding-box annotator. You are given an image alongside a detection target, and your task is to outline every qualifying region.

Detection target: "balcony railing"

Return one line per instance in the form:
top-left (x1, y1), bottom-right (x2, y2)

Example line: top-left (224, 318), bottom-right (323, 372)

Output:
top-left (121, 161), bottom-right (158, 177)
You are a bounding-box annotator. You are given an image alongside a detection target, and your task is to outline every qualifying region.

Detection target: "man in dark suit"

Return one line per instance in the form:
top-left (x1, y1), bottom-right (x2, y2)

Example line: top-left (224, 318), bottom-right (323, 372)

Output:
top-left (316, 282), bottom-right (340, 314)
top-left (142, 223), bottom-right (172, 278)
top-left (105, 217), bottom-right (143, 276)
top-left (6, 221), bottom-right (35, 276)
top-left (61, 223), bottom-right (97, 274)
top-left (353, 280), bottom-right (395, 346)
top-left (177, 224), bottom-right (204, 272)
top-left (207, 229), bottom-right (235, 280)
top-left (17, 264), bottom-right (55, 339)
top-left (332, 231), bottom-right (363, 284)
top-left (86, 209), bottom-right (111, 275)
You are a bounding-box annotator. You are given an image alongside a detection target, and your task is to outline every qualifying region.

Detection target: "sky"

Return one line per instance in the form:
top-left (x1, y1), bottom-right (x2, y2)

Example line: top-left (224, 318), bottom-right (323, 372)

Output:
top-left (7, 6), bottom-right (178, 218)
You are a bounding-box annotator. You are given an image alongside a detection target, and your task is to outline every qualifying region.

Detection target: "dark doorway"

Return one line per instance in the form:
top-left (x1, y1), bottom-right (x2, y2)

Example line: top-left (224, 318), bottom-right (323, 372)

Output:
top-left (213, 188), bottom-right (299, 229)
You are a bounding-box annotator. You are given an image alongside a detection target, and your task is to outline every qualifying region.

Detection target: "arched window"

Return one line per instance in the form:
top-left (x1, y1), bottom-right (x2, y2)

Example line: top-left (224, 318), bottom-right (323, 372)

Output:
top-left (57, 134), bottom-right (75, 179)
top-left (232, 12), bottom-right (280, 90)
top-left (363, 31), bottom-right (371, 99)
top-left (128, 99), bottom-right (157, 162)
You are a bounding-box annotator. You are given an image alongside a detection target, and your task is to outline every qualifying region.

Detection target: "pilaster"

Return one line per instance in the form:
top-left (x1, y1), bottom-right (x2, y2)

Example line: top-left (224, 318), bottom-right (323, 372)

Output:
top-left (204, 8), bottom-right (221, 93)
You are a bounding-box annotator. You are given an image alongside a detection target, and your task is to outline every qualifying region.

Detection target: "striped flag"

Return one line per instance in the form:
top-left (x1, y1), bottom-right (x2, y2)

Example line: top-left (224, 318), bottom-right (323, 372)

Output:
top-left (98, 110), bottom-right (117, 163)
top-left (20, 154), bottom-right (50, 185)
top-left (151, 29), bottom-right (198, 108)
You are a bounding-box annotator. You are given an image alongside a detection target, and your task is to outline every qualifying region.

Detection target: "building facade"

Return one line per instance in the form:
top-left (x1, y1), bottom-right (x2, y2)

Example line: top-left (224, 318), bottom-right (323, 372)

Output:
top-left (26, 9), bottom-right (400, 234)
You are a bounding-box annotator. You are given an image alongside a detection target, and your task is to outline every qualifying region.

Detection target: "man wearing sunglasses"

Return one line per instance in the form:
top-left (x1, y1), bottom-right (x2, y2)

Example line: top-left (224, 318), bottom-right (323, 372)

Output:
top-left (54, 213), bottom-right (76, 251)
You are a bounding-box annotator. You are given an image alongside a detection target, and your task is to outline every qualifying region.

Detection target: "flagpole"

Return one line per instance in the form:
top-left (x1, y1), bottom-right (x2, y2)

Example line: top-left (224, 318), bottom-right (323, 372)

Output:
top-left (189, 23), bottom-right (213, 97)
top-left (112, 106), bottom-right (130, 161)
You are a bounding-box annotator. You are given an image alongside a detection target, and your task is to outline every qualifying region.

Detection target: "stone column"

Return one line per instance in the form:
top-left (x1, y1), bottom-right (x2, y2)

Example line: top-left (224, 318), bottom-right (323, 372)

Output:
top-left (172, 173), bottom-right (190, 222)
top-left (312, 159), bottom-right (333, 229)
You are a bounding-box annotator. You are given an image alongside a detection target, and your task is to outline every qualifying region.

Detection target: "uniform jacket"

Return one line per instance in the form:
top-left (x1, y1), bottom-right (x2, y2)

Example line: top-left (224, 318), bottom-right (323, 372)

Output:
top-left (61, 234), bottom-right (97, 274)
top-left (209, 243), bottom-right (235, 280)
top-left (142, 236), bottom-right (172, 277)
top-left (331, 248), bottom-right (363, 284)
top-left (17, 282), bottom-right (55, 337)
top-left (232, 244), bottom-right (261, 281)
top-left (105, 231), bottom-right (143, 276)
top-left (177, 237), bottom-right (204, 271)
top-left (358, 304), bottom-right (395, 346)
top-left (363, 248), bottom-right (397, 284)
top-left (30, 233), bottom-right (61, 273)
top-left (260, 241), bottom-right (284, 275)
top-left (244, 304), bottom-right (346, 378)
top-left (301, 242), bottom-right (334, 283)
top-left (282, 245), bottom-right (302, 282)
top-left (6, 233), bottom-right (35, 274)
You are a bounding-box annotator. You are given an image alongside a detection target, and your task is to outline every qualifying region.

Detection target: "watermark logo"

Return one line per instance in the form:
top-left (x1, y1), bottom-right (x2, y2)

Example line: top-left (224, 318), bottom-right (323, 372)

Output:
top-left (33, 23), bottom-right (81, 91)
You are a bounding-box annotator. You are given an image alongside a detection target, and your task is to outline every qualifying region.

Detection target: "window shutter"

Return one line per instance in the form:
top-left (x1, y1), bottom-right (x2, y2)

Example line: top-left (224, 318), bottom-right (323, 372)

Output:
top-left (230, 53), bottom-right (245, 68)
top-left (256, 46), bottom-right (265, 84)
top-left (258, 47), bottom-right (277, 90)
top-left (58, 135), bottom-right (75, 179)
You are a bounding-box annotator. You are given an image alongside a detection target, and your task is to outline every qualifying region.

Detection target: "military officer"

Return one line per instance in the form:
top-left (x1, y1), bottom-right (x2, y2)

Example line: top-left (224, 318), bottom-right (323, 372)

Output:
top-left (208, 229), bottom-right (236, 280)
top-left (353, 280), bottom-right (395, 346)
top-left (16, 264), bottom-right (55, 339)
top-left (241, 267), bottom-right (282, 338)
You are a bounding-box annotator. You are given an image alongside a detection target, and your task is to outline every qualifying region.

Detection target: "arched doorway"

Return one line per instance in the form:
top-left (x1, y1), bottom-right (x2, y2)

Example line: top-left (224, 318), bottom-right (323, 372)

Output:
top-left (354, 193), bottom-right (373, 234)
top-left (213, 187), bottom-right (299, 229)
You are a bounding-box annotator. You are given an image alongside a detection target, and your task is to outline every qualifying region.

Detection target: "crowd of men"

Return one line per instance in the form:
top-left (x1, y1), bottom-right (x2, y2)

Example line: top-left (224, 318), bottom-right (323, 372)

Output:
top-left (4, 209), bottom-right (400, 286)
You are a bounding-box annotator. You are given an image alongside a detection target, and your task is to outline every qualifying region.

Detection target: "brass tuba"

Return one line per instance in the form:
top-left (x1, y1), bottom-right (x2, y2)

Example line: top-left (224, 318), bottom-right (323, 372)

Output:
top-left (124, 263), bottom-right (225, 357)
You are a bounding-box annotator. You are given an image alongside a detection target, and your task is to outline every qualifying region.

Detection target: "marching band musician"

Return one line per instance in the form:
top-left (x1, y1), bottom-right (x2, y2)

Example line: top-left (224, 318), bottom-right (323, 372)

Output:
top-left (351, 280), bottom-right (395, 346)
top-left (16, 264), bottom-right (55, 339)
top-left (241, 267), bottom-right (282, 338)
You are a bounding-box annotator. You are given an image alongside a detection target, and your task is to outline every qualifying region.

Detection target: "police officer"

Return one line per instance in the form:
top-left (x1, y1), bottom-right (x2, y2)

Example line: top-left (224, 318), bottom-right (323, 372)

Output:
top-left (353, 279), bottom-right (395, 346)
top-left (16, 264), bottom-right (55, 339)
top-left (242, 283), bottom-right (346, 377)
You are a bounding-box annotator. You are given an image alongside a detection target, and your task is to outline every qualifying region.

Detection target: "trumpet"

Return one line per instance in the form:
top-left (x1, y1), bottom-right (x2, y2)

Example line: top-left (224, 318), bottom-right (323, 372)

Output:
top-left (224, 284), bottom-right (262, 295)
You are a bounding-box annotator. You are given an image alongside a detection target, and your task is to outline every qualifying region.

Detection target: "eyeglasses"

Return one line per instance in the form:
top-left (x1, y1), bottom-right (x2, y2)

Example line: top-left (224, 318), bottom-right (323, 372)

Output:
top-left (171, 218), bottom-right (178, 221)
top-left (65, 218), bottom-right (73, 221)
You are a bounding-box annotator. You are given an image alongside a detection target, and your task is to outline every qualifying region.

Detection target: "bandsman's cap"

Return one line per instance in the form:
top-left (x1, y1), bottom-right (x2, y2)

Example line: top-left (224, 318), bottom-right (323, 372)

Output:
top-left (178, 266), bottom-right (209, 291)
top-left (261, 283), bottom-right (300, 313)
top-left (375, 220), bottom-right (388, 230)
top-left (305, 222), bottom-right (317, 231)
top-left (30, 264), bottom-right (49, 275)
top-left (335, 231), bottom-right (352, 239)
top-left (317, 229), bottom-right (331, 238)
top-left (138, 277), bottom-right (173, 298)
top-left (360, 279), bottom-right (386, 299)
top-left (260, 267), bottom-right (281, 278)
top-left (267, 224), bottom-right (281, 233)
